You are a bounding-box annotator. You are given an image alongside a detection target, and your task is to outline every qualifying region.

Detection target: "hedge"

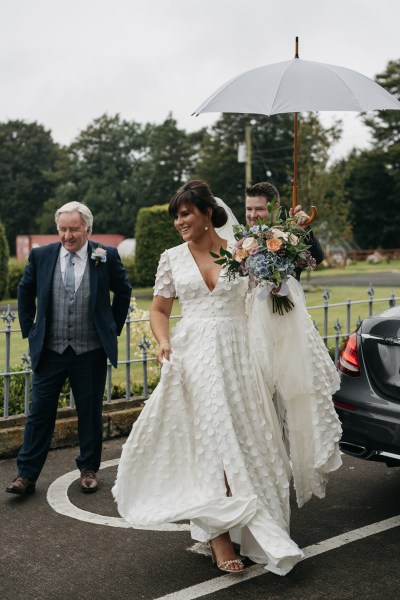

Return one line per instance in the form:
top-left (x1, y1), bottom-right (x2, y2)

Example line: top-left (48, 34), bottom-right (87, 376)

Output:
top-left (121, 256), bottom-right (135, 287)
top-left (0, 222), bottom-right (9, 299)
top-left (134, 204), bottom-right (181, 287)
top-left (8, 258), bottom-right (27, 299)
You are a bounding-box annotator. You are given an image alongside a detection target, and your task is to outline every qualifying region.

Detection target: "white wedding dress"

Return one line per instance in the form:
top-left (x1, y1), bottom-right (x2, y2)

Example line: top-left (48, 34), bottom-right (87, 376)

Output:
top-left (247, 276), bottom-right (342, 509)
top-left (112, 242), bottom-right (341, 575)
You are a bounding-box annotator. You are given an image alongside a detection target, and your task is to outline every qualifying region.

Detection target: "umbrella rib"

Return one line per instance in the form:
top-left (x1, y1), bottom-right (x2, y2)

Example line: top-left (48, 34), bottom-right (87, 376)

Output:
top-left (320, 63), bottom-right (363, 110)
top-left (267, 60), bottom-right (294, 114)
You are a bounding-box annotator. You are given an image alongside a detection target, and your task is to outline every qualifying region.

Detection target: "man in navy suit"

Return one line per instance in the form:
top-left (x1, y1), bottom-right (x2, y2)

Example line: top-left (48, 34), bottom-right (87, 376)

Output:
top-left (6, 202), bottom-right (132, 496)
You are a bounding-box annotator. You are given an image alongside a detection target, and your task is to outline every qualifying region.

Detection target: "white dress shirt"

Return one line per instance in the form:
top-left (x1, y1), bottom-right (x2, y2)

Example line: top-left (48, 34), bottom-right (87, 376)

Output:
top-left (60, 243), bottom-right (89, 292)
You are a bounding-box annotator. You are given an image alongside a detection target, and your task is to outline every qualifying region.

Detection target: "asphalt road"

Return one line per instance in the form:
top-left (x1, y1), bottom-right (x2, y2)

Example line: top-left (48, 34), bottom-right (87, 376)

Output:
top-left (1, 438), bottom-right (399, 600)
top-left (306, 271), bottom-right (400, 288)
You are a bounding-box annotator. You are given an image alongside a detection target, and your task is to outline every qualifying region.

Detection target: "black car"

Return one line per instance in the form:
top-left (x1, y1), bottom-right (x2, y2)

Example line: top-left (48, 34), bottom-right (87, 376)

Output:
top-left (333, 305), bottom-right (400, 467)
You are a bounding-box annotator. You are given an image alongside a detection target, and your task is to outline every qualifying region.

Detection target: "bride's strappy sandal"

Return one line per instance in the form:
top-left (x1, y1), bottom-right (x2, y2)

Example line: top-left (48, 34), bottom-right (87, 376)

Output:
top-left (208, 540), bottom-right (244, 574)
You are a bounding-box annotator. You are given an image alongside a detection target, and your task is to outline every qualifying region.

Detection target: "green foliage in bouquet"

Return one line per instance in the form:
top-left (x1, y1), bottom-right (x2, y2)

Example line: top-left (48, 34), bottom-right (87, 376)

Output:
top-left (212, 203), bottom-right (317, 314)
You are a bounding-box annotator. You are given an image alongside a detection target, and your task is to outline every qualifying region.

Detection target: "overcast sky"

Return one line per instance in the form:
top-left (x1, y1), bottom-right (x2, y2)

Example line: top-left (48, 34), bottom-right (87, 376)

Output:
top-left (1, 0), bottom-right (399, 160)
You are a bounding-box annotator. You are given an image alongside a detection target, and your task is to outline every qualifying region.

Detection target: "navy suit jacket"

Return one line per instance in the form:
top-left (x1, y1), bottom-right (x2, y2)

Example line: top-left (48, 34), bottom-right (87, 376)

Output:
top-left (293, 229), bottom-right (324, 281)
top-left (18, 240), bottom-right (132, 371)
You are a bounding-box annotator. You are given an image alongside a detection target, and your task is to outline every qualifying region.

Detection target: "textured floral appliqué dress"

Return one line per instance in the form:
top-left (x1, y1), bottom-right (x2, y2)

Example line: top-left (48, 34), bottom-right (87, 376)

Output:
top-left (112, 242), bottom-right (340, 575)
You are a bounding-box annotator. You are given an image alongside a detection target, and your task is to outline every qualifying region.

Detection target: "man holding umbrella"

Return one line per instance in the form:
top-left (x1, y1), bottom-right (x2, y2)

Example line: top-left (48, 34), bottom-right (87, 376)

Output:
top-left (245, 181), bottom-right (324, 279)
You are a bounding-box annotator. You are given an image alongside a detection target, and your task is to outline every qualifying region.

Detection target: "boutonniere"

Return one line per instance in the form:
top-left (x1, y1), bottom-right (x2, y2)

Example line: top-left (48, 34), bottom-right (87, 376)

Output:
top-left (91, 245), bottom-right (107, 266)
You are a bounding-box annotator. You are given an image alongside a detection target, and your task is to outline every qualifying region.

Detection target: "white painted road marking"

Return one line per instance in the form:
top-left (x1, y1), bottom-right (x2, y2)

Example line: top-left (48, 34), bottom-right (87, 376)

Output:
top-left (46, 459), bottom-right (190, 532)
top-left (153, 515), bottom-right (400, 600)
top-left (46, 460), bottom-right (400, 600)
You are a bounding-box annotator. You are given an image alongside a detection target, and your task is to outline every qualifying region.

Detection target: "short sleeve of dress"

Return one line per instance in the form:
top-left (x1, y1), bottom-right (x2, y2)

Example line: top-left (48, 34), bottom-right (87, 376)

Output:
top-left (153, 251), bottom-right (176, 298)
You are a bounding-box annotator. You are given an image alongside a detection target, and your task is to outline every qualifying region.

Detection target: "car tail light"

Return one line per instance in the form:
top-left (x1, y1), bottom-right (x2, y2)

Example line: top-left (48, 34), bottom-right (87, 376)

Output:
top-left (338, 332), bottom-right (361, 377)
top-left (333, 400), bottom-right (359, 411)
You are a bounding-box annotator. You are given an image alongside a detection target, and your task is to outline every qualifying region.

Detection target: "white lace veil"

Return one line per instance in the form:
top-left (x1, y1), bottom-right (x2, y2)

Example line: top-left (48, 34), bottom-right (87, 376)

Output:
top-left (214, 197), bottom-right (239, 245)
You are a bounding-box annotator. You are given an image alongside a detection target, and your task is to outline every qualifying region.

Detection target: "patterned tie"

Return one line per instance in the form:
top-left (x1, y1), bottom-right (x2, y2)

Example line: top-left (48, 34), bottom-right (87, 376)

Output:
top-left (64, 252), bottom-right (76, 296)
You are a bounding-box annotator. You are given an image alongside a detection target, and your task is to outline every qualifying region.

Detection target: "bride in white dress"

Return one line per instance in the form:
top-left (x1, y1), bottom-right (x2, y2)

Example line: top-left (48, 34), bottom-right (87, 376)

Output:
top-left (112, 180), bottom-right (341, 576)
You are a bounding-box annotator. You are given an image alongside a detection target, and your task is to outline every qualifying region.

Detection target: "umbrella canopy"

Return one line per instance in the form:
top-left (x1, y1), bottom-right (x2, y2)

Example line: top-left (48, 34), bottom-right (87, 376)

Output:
top-left (193, 57), bottom-right (400, 117)
top-left (193, 40), bottom-right (400, 222)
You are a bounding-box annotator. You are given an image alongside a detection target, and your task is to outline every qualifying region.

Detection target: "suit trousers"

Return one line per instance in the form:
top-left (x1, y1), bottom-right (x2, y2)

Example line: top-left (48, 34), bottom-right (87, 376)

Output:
top-left (17, 346), bottom-right (107, 481)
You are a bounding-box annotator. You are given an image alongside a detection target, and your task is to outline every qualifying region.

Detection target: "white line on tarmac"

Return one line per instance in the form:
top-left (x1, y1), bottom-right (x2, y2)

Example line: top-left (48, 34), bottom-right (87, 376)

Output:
top-left (46, 461), bottom-right (400, 599)
top-left (46, 459), bottom-right (190, 532)
top-left (153, 515), bottom-right (400, 600)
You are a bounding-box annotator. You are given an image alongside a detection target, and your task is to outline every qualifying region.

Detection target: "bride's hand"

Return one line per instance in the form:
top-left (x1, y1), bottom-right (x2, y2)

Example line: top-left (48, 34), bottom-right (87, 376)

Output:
top-left (157, 341), bottom-right (172, 365)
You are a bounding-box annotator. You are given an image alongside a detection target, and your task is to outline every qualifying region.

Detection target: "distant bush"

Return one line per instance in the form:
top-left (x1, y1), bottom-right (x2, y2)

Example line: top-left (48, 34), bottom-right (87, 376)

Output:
top-left (0, 222), bottom-right (9, 299)
top-left (107, 379), bottom-right (159, 400)
top-left (134, 204), bottom-right (180, 287)
top-left (8, 258), bottom-right (27, 299)
top-left (0, 372), bottom-right (160, 417)
top-left (0, 367), bottom-right (70, 417)
top-left (121, 256), bottom-right (136, 286)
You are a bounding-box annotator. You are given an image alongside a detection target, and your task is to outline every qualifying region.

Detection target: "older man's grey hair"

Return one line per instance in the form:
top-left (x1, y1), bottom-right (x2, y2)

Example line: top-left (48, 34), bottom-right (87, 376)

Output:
top-left (55, 202), bottom-right (93, 233)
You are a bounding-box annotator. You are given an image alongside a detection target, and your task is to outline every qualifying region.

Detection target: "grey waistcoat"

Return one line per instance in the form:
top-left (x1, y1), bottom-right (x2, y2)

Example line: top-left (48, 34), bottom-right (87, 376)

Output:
top-left (46, 255), bottom-right (101, 355)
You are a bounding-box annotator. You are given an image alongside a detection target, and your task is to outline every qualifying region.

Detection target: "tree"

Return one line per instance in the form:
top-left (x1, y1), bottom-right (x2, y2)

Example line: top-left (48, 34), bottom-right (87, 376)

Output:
top-left (194, 113), bottom-right (295, 221)
top-left (294, 113), bottom-right (352, 244)
top-left (193, 112), bottom-right (342, 225)
top-left (342, 59), bottom-right (400, 248)
top-left (0, 120), bottom-right (60, 252)
top-left (310, 157), bottom-right (352, 250)
top-left (296, 114), bottom-right (342, 209)
top-left (132, 115), bottom-right (204, 211)
top-left (362, 59), bottom-right (400, 149)
top-left (40, 114), bottom-right (202, 238)
top-left (344, 148), bottom-right (399, 248)
top-left (45, 114), bottom-right (146, 238)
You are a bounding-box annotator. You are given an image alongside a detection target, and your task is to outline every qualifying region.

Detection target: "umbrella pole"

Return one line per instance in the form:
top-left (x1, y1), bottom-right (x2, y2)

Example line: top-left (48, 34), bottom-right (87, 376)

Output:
top-left (292, 110), bottom-right (317, 224)
top-left (292, 111), bottom-right (298, 210)
top-left (291, 36), bottom-right (316, 224)
top-left (292, 37), bottom-right (299, 210)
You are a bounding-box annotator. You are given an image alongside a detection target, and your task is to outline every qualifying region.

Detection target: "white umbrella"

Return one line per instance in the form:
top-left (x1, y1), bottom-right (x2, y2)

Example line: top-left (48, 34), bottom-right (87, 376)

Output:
top-left (193, 38), bottom-right (400, 222)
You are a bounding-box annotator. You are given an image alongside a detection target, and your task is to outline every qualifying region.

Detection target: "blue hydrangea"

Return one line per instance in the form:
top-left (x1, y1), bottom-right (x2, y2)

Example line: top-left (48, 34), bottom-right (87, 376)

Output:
top-left (246, 251), bottom-right (295, 281)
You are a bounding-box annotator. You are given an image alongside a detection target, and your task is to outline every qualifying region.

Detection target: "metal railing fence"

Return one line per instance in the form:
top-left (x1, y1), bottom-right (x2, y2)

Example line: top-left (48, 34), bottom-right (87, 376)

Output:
top-left (308, 286), bottom-right (398, 362)
top-left (0, 287), bottom-right (398, 418)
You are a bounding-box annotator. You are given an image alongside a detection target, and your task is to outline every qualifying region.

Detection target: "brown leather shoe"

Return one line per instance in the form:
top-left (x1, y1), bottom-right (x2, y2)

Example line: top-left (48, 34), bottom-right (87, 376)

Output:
top-left (80, 469), bottom-right (99, 493)
top-left (6, 476), bottom-right (36, 496)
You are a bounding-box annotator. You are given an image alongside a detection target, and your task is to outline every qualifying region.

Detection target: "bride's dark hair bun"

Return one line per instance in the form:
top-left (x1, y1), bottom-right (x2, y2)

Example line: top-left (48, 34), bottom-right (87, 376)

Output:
top-left (169, 179), bottom-right (228, 228)
top-left (211, 203), bottom-right (228, 228)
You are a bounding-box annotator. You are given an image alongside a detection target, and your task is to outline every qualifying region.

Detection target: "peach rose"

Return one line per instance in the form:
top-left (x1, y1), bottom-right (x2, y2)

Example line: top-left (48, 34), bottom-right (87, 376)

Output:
top-left (271, 228), bottom-right (288, 241)
top-left (234, 248), bottom-right (248, 261)
top-left (267, 237), bottom-right (282, 252)
top-left (242, 236), bottom-right (258, 251)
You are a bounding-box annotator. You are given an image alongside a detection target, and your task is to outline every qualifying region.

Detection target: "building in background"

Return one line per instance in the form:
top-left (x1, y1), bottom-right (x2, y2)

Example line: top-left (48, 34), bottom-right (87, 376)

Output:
top-left (16, 234), bottom-right (125, 261)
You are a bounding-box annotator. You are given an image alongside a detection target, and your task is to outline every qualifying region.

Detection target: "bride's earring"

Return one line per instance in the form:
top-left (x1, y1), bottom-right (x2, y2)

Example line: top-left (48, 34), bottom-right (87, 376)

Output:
top-left (205, 225), bottom-right (209, 231)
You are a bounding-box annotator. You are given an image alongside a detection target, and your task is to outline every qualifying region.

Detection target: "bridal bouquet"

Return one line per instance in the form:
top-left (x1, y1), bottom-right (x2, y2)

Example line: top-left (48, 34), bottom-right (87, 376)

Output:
top-left (211, 206), bottom-right (316, 314)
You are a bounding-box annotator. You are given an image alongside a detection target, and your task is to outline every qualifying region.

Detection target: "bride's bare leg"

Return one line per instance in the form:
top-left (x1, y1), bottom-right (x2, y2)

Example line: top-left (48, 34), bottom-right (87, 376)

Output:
top-left (209, 532), bottom-right (244, 572)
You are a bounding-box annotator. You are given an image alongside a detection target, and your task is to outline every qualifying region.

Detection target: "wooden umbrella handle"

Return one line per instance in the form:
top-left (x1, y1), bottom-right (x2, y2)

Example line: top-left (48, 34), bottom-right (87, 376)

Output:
top-left (292, 185), bottom-right (317, 226)
top-left (301, 206), bottom-right (317, 226)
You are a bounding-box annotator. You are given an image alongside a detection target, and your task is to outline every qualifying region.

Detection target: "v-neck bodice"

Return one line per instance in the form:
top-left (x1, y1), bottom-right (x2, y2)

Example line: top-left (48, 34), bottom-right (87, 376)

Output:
top-left (153, 242), bottom-right (248, 320)
top-left (186, 242), bottom-right (227, 293)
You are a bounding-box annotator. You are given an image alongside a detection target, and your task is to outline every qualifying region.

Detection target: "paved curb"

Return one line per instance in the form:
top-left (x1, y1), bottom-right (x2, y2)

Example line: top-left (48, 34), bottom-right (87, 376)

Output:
top-left (0, 398), bottom-right (144, 459)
